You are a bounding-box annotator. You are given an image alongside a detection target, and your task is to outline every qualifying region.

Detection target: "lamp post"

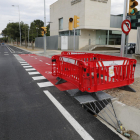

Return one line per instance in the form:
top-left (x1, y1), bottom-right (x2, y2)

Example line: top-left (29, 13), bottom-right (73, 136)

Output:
top-left (28, 27), bottom-right (30, 48)
top-left (9, 20), bottom-right (13, 44)
top-left (12, 5), bottom-right (21, 47)
top-left (44, 0), bottom-right (46, 54)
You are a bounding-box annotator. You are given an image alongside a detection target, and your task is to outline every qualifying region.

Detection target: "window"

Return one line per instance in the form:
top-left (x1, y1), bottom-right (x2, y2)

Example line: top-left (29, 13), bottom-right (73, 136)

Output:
top-left (59, 18), bottom-right (63, 30)
top-left (59, 29), bottom-right (80, 36)
top-left (96, 30), bottom-right (122, 45)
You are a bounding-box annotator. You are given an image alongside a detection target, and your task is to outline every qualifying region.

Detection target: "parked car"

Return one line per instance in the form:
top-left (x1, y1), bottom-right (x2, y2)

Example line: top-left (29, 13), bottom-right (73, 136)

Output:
top-left (125, 43), bottom-right (136, 54)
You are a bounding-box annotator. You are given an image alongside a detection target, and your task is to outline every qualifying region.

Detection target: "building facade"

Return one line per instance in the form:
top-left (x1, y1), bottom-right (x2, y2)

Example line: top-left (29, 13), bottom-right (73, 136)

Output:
top-left (50, 0), bottom-right (137, 49)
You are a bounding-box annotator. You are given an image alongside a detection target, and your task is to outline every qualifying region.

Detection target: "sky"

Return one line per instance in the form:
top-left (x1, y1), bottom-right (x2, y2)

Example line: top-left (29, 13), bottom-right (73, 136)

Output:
top-left (0, 0), bottom-right (140, 34)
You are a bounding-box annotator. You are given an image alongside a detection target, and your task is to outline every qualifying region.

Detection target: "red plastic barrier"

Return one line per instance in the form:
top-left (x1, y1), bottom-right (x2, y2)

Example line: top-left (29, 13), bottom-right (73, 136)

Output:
top-left (52, 52), bottom-right (137, 92)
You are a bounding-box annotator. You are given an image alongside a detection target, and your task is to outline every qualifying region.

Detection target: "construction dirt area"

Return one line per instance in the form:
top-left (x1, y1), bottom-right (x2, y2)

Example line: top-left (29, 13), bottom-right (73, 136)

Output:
top-left (104, 77), bottom-right (140, 110)
top-left (103, 78), bottom-right (140, 140)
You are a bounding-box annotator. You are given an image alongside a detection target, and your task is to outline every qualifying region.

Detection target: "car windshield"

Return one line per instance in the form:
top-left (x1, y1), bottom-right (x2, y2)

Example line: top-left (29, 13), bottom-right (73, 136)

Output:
top-left (128, 43), bottom-right (131, 46)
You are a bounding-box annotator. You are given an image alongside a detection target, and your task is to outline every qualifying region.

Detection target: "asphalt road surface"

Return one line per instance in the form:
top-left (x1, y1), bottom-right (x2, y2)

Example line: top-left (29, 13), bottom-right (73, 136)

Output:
top-left (0, 44), bottom-right (122, 140)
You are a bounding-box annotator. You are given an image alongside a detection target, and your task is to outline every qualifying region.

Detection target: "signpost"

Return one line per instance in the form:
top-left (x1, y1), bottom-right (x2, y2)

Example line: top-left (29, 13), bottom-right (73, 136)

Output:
top-left (121, 19), bottom-right (131, 57)
top-left (120, 0), bottom-right (128, 57)
top-left (121, 20), bottom-right (131, 35)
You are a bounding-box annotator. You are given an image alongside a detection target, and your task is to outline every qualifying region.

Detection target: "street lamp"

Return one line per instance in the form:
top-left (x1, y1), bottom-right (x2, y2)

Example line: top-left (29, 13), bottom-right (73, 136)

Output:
top-left (9, 20), bottom-right (14, 44)
top-left (44, 0), bottom-right (46, 54)
top-left (28, 26), bottom-right (30, 48)
top-left (12, 5), bottom-right (21, 47)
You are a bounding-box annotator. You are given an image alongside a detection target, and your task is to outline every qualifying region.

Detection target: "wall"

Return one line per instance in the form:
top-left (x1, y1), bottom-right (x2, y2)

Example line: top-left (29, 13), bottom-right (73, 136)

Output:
top-left (85, 0), bottom-right (111, 29)
top-left (50, 0), bottom-right (111, 36)
top-left (50, 0), bottom-right (85, 36)
top-left (136, 27), bottom-right (140, 54)
top-left (128, 29), bottom-right (137, 43)
top-left (79, 29), bottom-right (96, 49)
top-left (110, 15), bottom-right (123, 28)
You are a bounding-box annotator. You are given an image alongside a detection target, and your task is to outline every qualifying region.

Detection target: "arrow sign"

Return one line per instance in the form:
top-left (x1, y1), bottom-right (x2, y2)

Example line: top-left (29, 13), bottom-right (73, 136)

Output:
top-left (121, 20), bottom-right (131, 35)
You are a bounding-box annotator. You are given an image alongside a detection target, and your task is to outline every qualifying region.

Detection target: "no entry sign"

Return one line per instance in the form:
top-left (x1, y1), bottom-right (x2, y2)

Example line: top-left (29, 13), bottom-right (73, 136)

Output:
top-left (121, 20), bottom-right (131, 35)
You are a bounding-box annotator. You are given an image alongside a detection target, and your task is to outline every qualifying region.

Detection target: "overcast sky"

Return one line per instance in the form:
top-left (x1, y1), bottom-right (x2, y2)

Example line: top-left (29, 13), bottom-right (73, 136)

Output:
top-left (0, 0), bottom-right (140, 34)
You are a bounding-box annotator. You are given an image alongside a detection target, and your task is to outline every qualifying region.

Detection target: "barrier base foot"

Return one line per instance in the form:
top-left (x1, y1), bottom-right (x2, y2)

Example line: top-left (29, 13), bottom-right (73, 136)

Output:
top-left (67, 89), bottom-right (80, 96)
top-left (95, 91), bottom-right (113, 101)
top-left (55, 77), bottom-right (67, 85)
top-left (119, 85), bottom-right (136, 92)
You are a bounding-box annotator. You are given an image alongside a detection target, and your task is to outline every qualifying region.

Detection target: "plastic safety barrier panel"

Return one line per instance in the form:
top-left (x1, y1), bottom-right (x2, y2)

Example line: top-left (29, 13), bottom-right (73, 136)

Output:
top-left (52, 51), bottom-right (137, 92)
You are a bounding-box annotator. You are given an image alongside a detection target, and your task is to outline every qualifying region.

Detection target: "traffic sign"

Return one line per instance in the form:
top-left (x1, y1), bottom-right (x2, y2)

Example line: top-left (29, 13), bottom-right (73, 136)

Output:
top-left (121, 20), bottom-right (131, 35)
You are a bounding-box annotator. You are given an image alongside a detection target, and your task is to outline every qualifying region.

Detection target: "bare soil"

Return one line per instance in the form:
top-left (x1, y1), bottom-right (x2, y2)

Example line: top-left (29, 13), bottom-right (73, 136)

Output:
top-left (104, 78), bottom-right (140, 110)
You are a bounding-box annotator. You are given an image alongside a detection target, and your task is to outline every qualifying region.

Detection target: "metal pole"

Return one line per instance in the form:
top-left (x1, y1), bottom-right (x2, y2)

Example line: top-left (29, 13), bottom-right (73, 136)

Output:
top-left (18, 6), bottom-right (21, 47)
top-left (28, 28), bottom-right (29, 48)
top-left (74, 28), bottom-right (75, 51)
top-left (44, 0), bottom-right (46, 54)
top-left (125, 16), bottom-right (131, 57)
top-left (120, 0), bottom-right (128, 57)
top-left (125, 35), bottom-right (129, 57)
top-left (107, 30), bottom-right (109, 45)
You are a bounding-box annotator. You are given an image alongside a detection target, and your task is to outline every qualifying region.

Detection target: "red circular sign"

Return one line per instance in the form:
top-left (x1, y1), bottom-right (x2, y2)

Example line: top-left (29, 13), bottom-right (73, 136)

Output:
top-left (121, 20), bottom-right (131, 35)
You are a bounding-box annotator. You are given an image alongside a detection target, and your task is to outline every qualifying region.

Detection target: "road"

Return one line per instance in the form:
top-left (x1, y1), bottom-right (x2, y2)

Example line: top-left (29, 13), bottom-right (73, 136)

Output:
top-left (0, 44), bottom-right (123, 140)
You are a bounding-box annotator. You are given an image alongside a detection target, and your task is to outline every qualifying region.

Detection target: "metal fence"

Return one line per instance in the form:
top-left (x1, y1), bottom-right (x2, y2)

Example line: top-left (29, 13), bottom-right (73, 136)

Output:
top-left (35, 35), bottom-right (58, 50)
top-left (35, 35), bottom-right (79, 50)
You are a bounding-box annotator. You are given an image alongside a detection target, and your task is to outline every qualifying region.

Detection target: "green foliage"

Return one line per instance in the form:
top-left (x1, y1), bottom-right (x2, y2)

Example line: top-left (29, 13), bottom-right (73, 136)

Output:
top-left (30, 19), bottom-right (44, 41)
top-left (0, 37), bottom-right (8, 42)
top-left (46, 24), bottom-right (50, 36)
top-left (1, 19), bottom-right (50, 43)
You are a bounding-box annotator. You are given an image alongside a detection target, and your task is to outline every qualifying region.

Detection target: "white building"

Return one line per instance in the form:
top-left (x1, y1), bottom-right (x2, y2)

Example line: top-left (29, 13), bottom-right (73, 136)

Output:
top-left (50, 0), bottom-right (137, 49)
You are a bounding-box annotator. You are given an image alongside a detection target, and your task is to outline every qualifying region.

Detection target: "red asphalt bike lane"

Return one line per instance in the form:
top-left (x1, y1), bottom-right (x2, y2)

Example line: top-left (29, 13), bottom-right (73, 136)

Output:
top-left (20, 54), bottom-right (77, 91)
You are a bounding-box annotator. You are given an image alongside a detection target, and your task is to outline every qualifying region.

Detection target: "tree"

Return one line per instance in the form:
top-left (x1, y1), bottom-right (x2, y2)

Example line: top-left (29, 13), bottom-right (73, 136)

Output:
top-left (21, 23), bottom-right (29, 47)
top-left (46, 24), bottom-right (50, 36)
top-left (2, 22), bottom-right (20, 44)
top-left (30, 19), bottom-right (44, 40)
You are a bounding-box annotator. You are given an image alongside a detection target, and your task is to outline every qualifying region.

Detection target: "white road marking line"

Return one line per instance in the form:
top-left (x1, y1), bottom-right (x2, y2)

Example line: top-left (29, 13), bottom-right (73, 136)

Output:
top-left (40, 60), bottom-right (43, 62)
top-left (43, 90), bottom-right (94, 140)
top-left (46, 63), bottom-right (51, 65)
top-left (37, 82), bottom-right (53, 88)
top-left (18, 59), bottom-right (25, 61)
top-left (28, 72), bottom-right (40, 75)
top-left (19, 61), bottom-right (26, 62)
top-left (35, 58), bottom-right (37, 59)
top-left (26, 68), bottom-right (36, 71)
top-left (21, 64), bottom-right (29, 66)
top-left (23, 66), bottom-right (32, 68)
top-left (6, 46), bottom-right (15, 53)
top-left (32, 76), bottom-right (46, 80)
top-left (20, 62), bottom-right (28, 64)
